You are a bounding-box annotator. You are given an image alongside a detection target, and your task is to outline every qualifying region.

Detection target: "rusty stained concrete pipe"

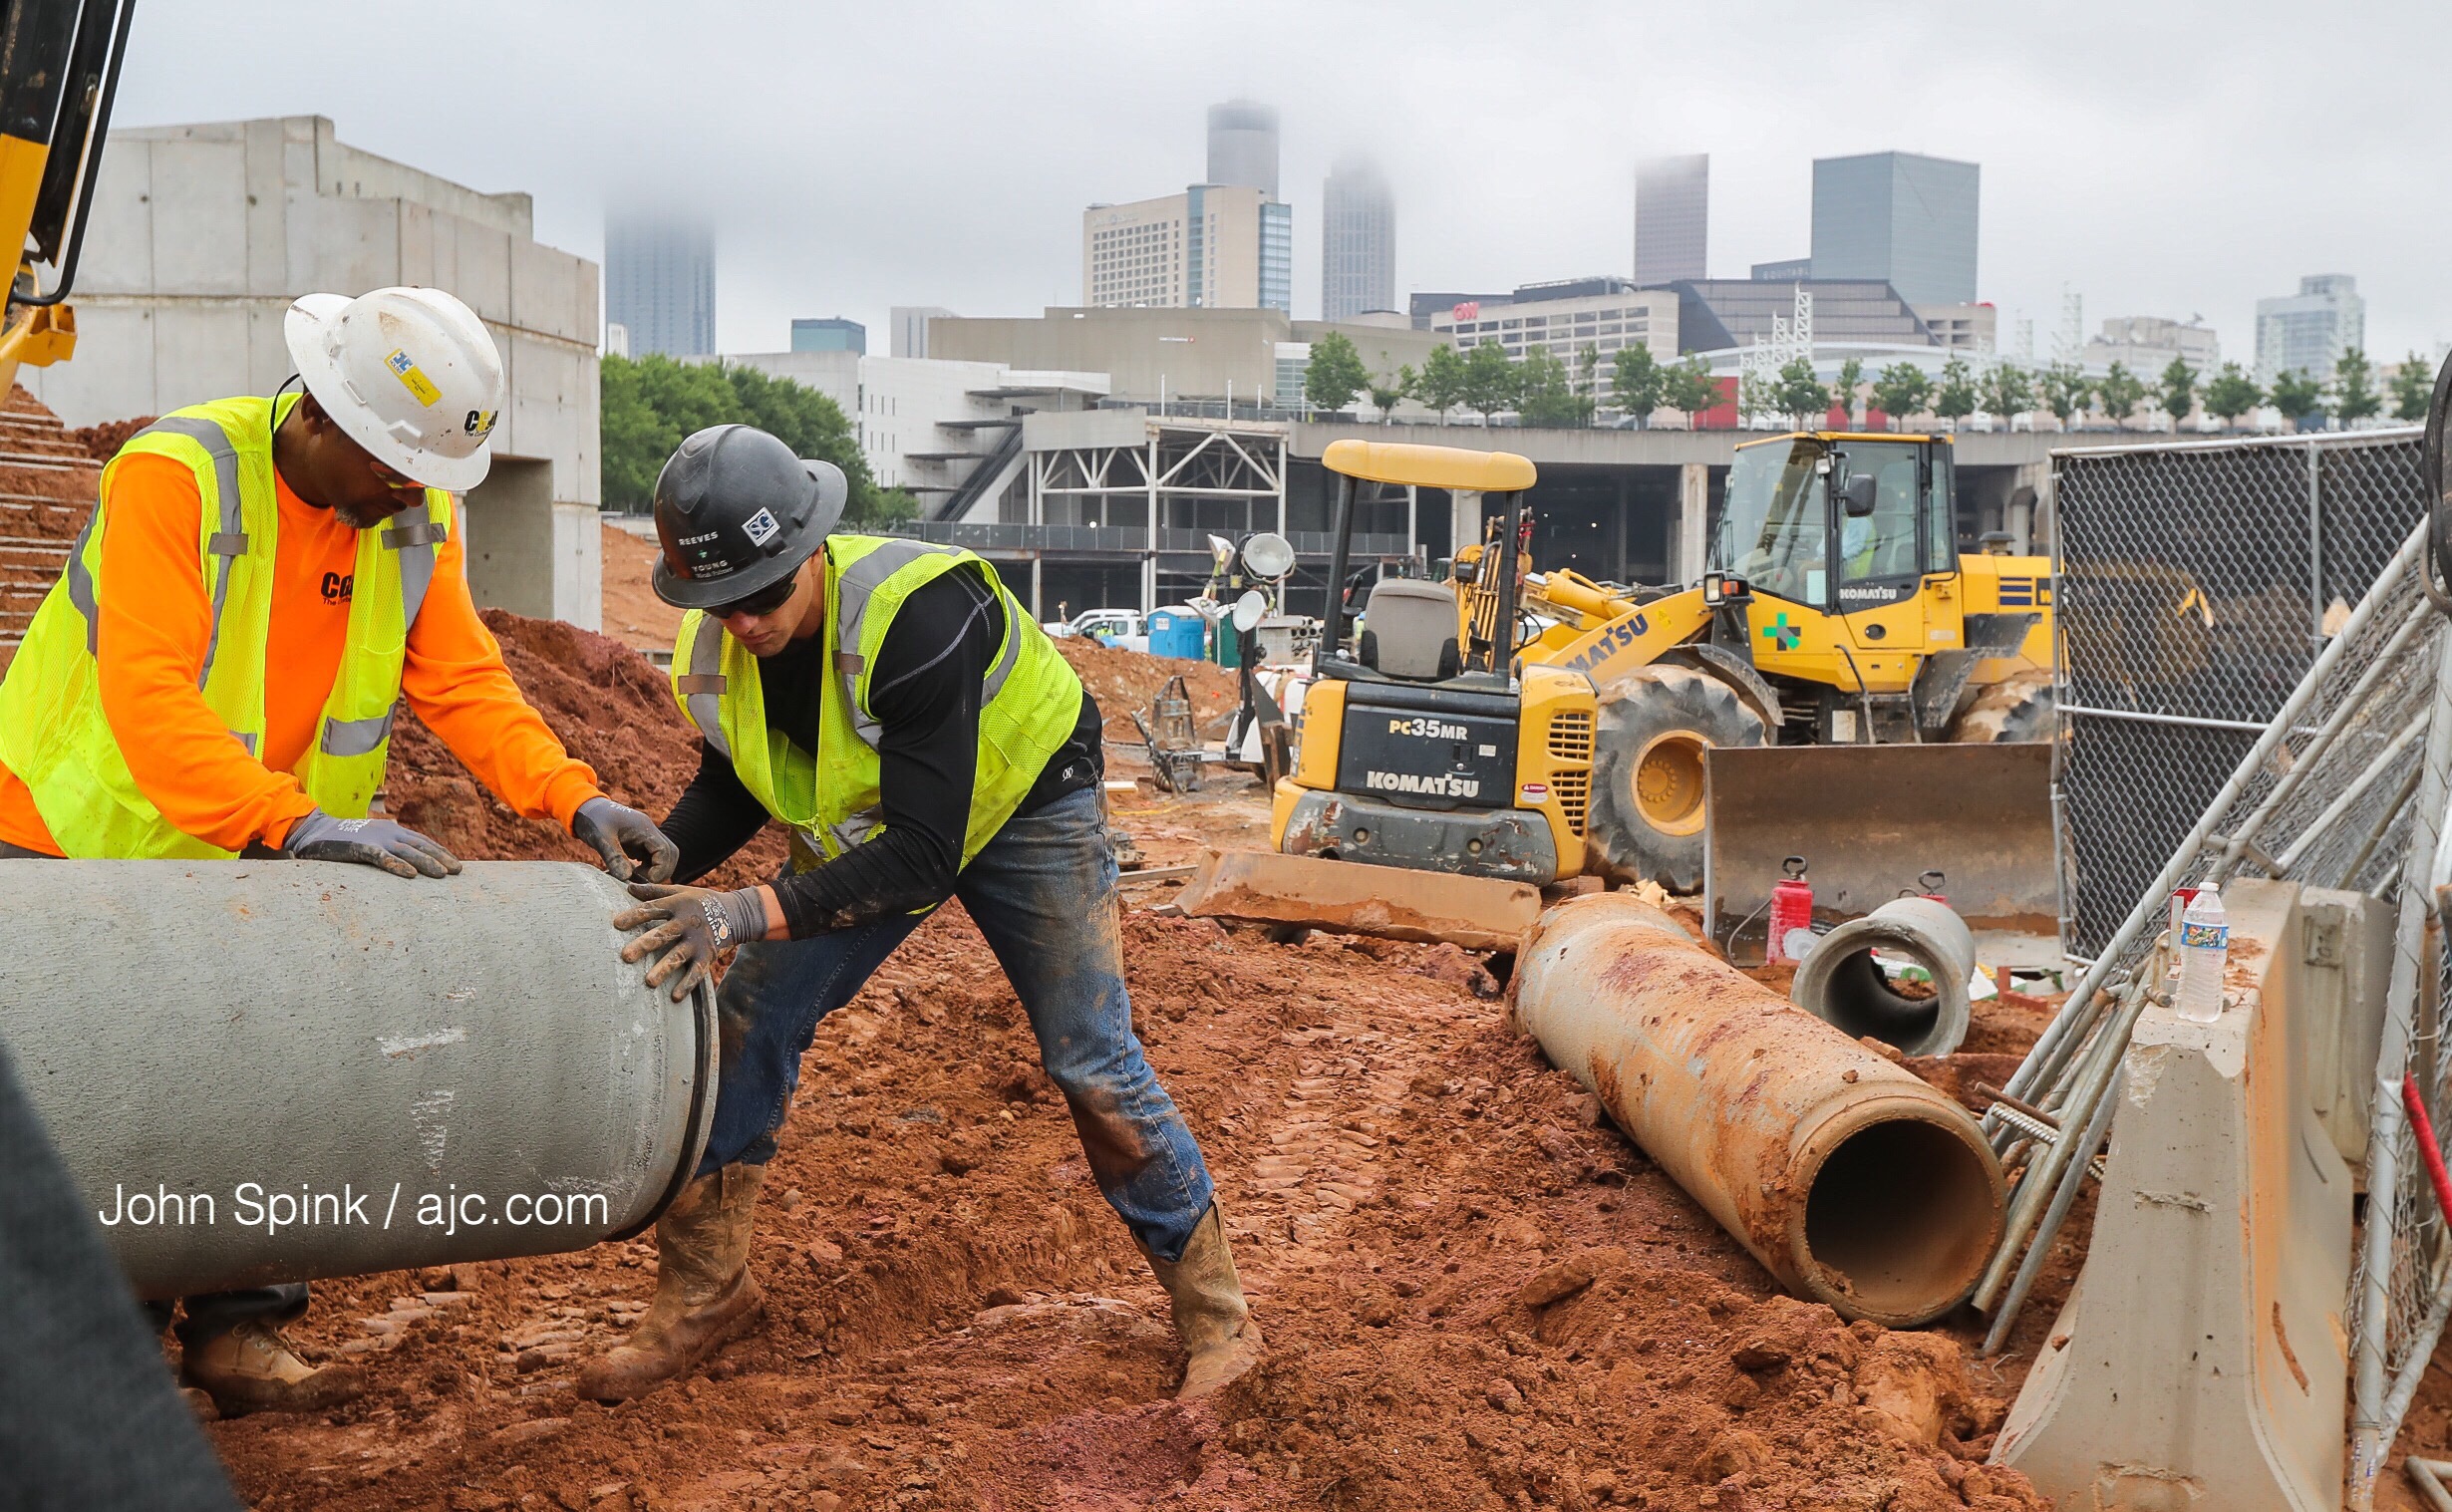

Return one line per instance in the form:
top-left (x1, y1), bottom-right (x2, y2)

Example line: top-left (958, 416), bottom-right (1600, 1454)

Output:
top-left (0, 860), bottom-right (716, 1300)
top-left (1514, 892), bottom-right (2005, 1327)
top-left (1788, 895), bottom-right (1978, 1058)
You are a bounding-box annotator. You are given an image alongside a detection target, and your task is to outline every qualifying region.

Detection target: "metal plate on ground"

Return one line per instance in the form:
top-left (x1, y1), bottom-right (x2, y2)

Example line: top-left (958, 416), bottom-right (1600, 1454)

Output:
top-left (1702, 742), bottom-right (2055, 947)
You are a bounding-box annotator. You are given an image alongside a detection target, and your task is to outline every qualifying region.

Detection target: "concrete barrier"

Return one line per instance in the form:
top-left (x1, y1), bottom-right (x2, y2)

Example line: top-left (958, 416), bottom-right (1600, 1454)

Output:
top-left (1993, 877), bottom-right (2351, 1510)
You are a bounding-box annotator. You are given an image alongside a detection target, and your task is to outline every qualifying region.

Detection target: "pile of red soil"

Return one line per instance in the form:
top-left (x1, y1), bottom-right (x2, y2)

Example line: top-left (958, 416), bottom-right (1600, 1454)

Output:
top-left (1056, 635), bottom-right (1240, 739)
top-left (71, 413), bottom-right (156, 463)
top-left (384, 607), bottom-right (784, 890)
top-left (0, 387), bottom-right (109, 671)
top-left (599, 520), bottom-right (683, 653)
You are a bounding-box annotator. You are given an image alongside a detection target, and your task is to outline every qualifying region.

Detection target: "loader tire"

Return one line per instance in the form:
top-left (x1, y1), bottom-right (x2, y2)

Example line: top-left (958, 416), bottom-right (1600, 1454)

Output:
top-left (1586, 665), bottom-right (1768, 892)
top-left (1949, 673), bottom-right (2055, 744)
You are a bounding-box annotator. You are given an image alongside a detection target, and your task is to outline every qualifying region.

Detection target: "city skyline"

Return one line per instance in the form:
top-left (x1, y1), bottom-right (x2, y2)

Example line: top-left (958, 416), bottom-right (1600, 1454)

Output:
top-left (101, 1), bottom-right (2452, 365)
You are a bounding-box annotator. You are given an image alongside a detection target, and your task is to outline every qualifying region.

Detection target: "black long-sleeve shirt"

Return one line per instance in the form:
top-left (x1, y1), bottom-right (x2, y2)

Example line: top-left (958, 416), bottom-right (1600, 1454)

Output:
top-left (664, 564), bottom-right (1101, 934)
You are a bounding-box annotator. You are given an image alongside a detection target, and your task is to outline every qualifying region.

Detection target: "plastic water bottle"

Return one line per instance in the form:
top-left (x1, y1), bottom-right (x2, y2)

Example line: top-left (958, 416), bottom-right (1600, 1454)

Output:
top-left (2175, 884), bottom-right (2229, 1024)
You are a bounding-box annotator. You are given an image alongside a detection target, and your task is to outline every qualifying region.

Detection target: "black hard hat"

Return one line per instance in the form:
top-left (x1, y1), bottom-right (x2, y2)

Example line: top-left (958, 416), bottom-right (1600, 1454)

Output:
top-left (650, 425), bottom-right (847, 609)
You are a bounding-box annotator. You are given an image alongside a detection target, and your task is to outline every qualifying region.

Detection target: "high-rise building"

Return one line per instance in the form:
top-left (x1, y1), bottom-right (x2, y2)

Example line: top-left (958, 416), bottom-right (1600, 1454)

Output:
top-left (1082, 184), bottom-right (1290, 313)
top-left (2256, 275), bottom-right (2363, 385)
top-left (891, 305), bottom-right (955, 359)
top-left (790, 317), bottom-right (865, 354)
top-left (604, 209), bottom-right (716, 358)
top-left (1206, 100), bottom-right (1280, 198)
top-left (1809, 151), bottom-right (1979, 308)
top-left (1322, 156), bottom-right (1394, 321)
top-left (1634, 154), bottom-right (1708, 284)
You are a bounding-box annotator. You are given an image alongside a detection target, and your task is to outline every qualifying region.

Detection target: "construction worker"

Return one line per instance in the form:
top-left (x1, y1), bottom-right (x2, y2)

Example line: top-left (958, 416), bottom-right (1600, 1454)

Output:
top-left (0, 286), bottom-right (678, 1414)
top-left (584, 425), bottom-right (1262, 1403)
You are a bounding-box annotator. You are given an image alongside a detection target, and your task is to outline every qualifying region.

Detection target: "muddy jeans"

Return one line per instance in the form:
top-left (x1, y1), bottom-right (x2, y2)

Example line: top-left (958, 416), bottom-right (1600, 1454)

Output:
top-left (699, 787), bottom-right (1216, 1261)
top-left (0, 835), bottom-right (313, 1347)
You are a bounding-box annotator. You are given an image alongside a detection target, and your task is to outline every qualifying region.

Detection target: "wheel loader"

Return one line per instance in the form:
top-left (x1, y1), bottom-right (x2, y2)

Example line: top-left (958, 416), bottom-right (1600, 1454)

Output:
top-left (1270, 432), bottom-right (2054, 897)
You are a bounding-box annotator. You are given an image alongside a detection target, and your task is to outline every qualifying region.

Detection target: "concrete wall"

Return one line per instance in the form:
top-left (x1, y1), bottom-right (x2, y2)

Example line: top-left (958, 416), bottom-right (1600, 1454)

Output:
top-left (24, 116), bottom-right (602, 630)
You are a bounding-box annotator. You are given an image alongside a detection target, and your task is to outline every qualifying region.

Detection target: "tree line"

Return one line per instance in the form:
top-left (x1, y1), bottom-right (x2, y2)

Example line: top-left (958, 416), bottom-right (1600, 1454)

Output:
top-left (600, 352), bottom-right (917, 519)
top-left (1300, 329), bottom-right (2437, 435)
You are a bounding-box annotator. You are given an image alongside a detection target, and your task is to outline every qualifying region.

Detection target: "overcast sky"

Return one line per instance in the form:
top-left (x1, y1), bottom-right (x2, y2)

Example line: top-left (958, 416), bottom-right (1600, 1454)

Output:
top-left (110, 1), bottom-right (2452, 366)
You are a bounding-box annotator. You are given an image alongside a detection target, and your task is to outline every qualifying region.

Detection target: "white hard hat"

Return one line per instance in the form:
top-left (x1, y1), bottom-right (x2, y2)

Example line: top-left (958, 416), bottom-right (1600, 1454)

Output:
top-left (283, 286), bottom-right (505, 491)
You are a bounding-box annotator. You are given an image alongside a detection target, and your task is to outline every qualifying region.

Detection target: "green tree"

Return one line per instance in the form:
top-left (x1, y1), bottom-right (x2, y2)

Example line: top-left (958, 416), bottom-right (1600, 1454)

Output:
top-left (2202, 362), bottom-right (2262, 431)
top-left (1662, 356), bottom-right (1722, 428)
top-left (1983, 362), bottom-right (2034, 422)
top-left (1517, 350), bottom-right (1594, 429)
top-left (2392, 353), bottom-right (2438, 422)
top-left (2039, 361), bottom-right (2091, 431)
top-left (2156, 357), bottom-right (2198, 432)
top-left (1871, 363), bottom-right (1933, 431)
top-left (599, 353), bottom-right (897, 520)
top-left (1831, 356), bottom-right (1865, 427)
top-left (2094, 362), bottom-right (2147, 429)
top-left (1611, 342), bottom-right (1666, 428)
top-left (2331, 347), bottom-right (2381, 425)
top-left (1773, 357), bottom-right (1828, 429)
top-left (1932, 357), bottom-right (1980, 429)
top-left (1460, 342), bottom-right (1523, 423)
top-left (1366, 362), bottom-right (1413, 425)
top-left (2269, 368), bottom-right (2327, 430)
top-left (1415, 343), bottom-right (1467, 425)
top-left (1303, 331), bottom-right (1371, 415)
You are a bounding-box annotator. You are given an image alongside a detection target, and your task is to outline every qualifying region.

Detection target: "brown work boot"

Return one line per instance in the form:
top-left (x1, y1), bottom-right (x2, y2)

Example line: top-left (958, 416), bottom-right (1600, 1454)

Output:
top-left (576, 1162), bottom-right (766, 1402)
top-left (1142, 1204), bottom-right (1264, 1399)
top-left (180, 1319), bottom-right (362, 1416)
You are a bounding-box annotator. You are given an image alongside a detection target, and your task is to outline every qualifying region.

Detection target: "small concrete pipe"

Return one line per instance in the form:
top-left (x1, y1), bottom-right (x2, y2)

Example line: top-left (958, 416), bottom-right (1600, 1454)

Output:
top-left (1514, 892), bottom-right (2004, 1326)
top-left (0, 861), bottom-right (716, 1300)
top-left (1789, 896), bottom-right (1977, 1058)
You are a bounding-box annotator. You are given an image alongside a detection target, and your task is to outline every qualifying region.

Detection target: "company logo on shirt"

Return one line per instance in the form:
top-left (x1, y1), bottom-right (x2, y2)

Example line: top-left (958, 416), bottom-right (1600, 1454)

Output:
top-left (321, 571), bottom-right (355, 605)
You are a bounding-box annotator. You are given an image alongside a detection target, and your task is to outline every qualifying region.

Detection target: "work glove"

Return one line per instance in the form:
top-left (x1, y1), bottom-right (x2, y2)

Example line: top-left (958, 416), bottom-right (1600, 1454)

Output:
top-left (281, 809), bottom-right (462, 880)
top-left (571, 795), bottom-right (679, 882)
top-left (615, 882), bottom-right (767, 1001)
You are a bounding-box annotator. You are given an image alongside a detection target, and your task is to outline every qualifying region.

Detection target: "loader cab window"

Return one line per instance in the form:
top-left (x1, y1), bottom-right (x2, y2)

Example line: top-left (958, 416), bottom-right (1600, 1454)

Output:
top-left (1717, 439), bottom-right (1830, 608)
top-left (1925, 449), bottom-right (1959, 573)
top-left (1831, 442), bottom-right (1925, 586)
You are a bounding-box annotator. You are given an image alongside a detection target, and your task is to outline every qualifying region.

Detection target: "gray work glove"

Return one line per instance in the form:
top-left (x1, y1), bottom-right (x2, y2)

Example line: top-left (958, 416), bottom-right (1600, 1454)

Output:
top-left (615, 882), bottom-right (767, 1001)
top-left (570, 795), bottom-right (679, 882)
top-left (281, 809), bottom-right (461, 880)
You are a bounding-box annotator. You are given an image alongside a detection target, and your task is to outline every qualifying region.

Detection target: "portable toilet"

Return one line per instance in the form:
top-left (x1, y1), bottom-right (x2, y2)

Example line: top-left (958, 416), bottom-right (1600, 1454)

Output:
top-left (1145, 607), bottom-right (1205, 661)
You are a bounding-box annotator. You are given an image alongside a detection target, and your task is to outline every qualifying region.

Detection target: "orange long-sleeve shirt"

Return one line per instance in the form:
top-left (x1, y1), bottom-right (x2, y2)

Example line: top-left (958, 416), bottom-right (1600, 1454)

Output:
top-left (0, 453), bottom-right (602, 855)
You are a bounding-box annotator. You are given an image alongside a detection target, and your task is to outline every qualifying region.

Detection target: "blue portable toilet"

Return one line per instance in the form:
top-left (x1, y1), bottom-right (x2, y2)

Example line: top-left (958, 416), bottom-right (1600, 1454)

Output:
top-left (1145, 608), bottom-right (1205, 661)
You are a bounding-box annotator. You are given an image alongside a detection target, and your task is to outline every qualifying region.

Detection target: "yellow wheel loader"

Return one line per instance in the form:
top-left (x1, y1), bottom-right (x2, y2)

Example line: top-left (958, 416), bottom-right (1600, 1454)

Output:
top-left (1271, 433), bottom-right (2055, 902)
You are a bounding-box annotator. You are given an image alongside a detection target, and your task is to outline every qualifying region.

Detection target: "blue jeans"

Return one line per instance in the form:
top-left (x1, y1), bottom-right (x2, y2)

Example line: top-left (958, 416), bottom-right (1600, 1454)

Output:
top-left (699, 788), bottom-right (1216, 1262)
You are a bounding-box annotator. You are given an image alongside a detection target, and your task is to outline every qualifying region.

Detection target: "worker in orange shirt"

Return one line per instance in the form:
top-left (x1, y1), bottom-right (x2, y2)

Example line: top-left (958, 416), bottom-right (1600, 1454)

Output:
top-left (0, 285), bottom-right (677, 1415)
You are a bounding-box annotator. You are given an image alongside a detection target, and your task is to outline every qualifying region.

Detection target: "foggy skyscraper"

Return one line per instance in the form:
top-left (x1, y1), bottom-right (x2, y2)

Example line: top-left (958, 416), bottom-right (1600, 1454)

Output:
top-left (1323, 156), bottom-right (1395, 321)
top-left (604, 209), bottom-right (716, 358)
top-left (1205, 100), bottom-right (1280, 198)
top-left (1634, 155), bottom-right (1708, 284)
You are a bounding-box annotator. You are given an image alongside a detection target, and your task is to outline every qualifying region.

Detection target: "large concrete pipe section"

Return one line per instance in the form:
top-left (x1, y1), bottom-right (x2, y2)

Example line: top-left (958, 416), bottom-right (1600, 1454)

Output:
top-left (0, 861), bottom-right (715, 1300)
top-left (1788, 895), bottom-right (1978, 1058)
top-left (1514, 892), bottom-right (2004, 1326)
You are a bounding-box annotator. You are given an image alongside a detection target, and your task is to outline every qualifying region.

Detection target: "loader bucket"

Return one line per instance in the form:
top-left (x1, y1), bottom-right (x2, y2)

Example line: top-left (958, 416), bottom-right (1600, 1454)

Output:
top-left (1700, 743), bottom-right (2055, 952)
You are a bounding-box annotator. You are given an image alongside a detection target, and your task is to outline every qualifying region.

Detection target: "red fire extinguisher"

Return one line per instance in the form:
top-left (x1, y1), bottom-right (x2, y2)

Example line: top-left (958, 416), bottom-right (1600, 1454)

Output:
top-left (1769, 856), bottom-right (1814, 964)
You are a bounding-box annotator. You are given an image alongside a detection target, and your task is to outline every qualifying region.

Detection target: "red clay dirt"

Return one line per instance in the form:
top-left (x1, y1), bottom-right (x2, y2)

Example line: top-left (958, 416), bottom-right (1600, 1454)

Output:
top-left (181, 613), bottom-right (2075, 1511)
top-left (0, 386), bottom-right (112, 674)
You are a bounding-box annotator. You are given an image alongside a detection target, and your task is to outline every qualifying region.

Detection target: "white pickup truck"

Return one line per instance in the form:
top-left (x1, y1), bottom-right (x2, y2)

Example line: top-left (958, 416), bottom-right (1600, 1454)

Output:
top-left (1041, 607), bottom-right (1148, 652)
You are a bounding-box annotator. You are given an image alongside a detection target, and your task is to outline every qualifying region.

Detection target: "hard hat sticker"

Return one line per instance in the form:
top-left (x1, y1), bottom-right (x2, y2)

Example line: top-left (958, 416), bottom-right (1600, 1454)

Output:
top-left (743, 508), bottom-right (781, 547)
top-left (386, 349), bottom-right (444, 407)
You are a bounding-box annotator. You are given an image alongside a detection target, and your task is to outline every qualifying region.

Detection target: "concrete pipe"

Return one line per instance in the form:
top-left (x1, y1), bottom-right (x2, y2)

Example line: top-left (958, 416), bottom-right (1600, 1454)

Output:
top-left (1514, 892), bottom-right (2004, 1326)
top-left (0, 860), bottom-right (715, 1300)
top-left (1788, 896), bottom-right (1978, 1058)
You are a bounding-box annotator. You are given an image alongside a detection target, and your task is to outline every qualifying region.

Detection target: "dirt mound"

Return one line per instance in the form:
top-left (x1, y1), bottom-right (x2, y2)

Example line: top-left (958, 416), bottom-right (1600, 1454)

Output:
top-left (0, 386), bottom-right (109, 673)
top-left (599, 520), bottom-right (682, 653)
top-left (70, 413), bottom-right (155, 463)
top-left (1056, 635), bottom-right (1240, 739)
top-left (384, 607), bottom-right (784, 888)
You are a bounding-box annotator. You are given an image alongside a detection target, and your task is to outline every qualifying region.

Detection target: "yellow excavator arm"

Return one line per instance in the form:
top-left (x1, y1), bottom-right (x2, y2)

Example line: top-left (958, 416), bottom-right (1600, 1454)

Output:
top-left (0, 0), bottom-right (135, 384)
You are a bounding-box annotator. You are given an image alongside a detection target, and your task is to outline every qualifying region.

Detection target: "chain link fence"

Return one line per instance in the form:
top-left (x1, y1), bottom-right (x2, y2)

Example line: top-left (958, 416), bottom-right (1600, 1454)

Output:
top-left (2018, 424), bottom-right (2452, 1505)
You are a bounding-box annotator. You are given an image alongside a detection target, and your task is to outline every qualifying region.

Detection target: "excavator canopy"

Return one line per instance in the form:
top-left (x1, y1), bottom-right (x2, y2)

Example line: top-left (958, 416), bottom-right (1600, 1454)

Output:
top-left (1322, 439), bottom-right (1536, 492)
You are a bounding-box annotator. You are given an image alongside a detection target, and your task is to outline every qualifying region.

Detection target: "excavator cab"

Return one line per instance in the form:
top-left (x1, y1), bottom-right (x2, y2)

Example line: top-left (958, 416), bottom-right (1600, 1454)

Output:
top-left (1269, 440), bottom-right (1597, 886)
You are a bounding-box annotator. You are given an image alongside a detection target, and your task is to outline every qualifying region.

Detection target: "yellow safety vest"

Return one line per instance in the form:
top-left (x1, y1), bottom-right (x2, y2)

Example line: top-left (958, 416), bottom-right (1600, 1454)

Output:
top-left (0, 394), bottom-right (452, 858)
top-left (669, 534), bottom-right (1083, 871)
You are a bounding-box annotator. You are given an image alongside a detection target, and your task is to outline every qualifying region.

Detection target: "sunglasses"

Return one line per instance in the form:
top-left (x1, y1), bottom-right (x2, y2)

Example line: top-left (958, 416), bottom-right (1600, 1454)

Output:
top-left (709, 574), bottom-right (799, 619)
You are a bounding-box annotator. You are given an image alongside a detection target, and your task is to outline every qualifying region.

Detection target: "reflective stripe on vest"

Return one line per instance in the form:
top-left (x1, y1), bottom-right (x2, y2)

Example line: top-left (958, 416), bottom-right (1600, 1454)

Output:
top-left (831, 538), bottom-right (1024, 746)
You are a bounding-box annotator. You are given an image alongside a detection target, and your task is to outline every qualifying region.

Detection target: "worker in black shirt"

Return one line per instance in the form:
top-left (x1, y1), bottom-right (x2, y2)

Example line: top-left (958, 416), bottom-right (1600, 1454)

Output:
top-left (581, 425), bottom-right (1260, 1403)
